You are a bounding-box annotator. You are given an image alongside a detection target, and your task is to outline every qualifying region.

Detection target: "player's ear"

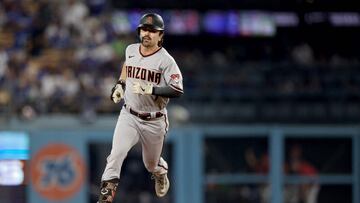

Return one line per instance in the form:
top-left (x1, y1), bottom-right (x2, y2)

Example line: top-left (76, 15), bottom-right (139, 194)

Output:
top-left (158, 31), bottom-right (164, 47)
top-left (158, 37), bottom-right (164, 47)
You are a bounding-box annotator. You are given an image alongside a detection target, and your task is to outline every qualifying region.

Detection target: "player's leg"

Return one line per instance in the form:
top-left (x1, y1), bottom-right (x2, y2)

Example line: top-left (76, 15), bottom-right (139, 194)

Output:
top-left (98, 110), bottom-right (139, 203)
top-left (140, 116), bottom-right (170, 197)
top-left (150, 157), bottom-right (170, 197)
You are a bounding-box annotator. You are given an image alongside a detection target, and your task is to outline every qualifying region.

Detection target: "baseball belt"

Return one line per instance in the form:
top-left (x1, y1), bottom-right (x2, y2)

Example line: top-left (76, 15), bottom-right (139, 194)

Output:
top-left (124, 104), bottom-right (164, 120)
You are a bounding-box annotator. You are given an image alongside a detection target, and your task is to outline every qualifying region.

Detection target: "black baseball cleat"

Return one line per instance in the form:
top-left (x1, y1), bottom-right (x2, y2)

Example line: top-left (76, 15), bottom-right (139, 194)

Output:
top-left (98, 180), bottom-right (119, 203)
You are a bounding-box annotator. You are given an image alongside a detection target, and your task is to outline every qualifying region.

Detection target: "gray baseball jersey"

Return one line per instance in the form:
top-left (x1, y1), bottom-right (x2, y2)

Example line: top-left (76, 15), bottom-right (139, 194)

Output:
top-left (123, 43), bottom-right (184, 113)
top-left (101, 43), bottom-right (183, 182)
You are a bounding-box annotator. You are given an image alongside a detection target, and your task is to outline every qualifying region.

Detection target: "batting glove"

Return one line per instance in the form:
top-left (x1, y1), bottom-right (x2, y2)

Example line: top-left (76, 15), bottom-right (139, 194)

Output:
top-left (132, 82), bottom-right (153, 95)
top-left (111, 81), bottom-right (125, 103)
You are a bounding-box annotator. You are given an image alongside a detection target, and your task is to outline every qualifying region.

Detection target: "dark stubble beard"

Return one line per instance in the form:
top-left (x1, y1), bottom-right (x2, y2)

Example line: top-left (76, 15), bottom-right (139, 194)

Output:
top-left (141, 37), bottom-right (152, 47)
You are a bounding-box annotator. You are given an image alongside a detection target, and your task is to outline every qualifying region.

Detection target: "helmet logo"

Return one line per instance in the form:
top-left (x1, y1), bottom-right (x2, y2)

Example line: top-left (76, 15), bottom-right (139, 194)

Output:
top-left (145, 16), bottom-right (153, 24)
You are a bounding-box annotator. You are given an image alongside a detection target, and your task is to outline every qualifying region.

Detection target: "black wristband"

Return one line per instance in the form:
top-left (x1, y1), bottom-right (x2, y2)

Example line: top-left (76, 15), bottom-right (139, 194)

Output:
top-left (117, 80), bottom-right (126, 89)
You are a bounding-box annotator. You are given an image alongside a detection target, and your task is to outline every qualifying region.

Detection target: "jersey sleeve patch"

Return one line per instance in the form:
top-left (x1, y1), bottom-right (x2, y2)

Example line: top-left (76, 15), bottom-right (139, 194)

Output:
top-left (170, 74), bottom-right (180, 80)
top-left (170, 74), bottom-right (180, 83)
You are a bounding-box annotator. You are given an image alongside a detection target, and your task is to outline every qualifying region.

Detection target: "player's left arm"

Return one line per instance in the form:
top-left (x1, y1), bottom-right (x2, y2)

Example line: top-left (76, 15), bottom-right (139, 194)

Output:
top-left (157, 57), bottom-right (184, 97)
top-left (152, 85), bottom-right (183, 98)
top-left (133, 59), bottom-right (183, 98)
top-left (132, 81), bottom-right (183, 98)
top-left (152, 70), bottom-right (183, 98)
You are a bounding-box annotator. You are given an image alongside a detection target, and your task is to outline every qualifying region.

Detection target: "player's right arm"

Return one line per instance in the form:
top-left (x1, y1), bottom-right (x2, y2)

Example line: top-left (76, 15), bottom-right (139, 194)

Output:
top-left (111, 63), bottom-right (127, 103)
top-left (116, 63), bottom-right (127, 92)
top-left (118, 63), bottom-right (127, 82)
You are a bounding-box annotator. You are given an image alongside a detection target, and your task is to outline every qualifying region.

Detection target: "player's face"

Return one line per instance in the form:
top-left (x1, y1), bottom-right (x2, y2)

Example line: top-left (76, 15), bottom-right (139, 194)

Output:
top-left (140, 27), bottom-right (163, 48)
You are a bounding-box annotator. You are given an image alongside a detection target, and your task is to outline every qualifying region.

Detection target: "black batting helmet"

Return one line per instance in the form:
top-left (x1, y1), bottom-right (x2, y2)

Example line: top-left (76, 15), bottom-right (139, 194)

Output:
top-left (137, 13), bottom-right (164, 32)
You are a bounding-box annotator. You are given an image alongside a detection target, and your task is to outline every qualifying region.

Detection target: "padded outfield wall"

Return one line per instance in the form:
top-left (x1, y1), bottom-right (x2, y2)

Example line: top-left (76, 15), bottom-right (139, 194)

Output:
top-left (0, 116), bottom-right (359, 203)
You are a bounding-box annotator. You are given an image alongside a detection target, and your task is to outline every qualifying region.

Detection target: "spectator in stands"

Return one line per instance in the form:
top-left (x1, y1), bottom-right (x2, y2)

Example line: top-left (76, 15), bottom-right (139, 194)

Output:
top-left (1, 0), bottom-right (359, 123)
top-left (244, 145), bottom-right (320, 203)
top-left (284, 144), bottom-right (320, 203)
top-left (0, 48), bottom-right (8, 80)
top-left (244, 147), bottom-right (269, 203)
top-left (244, 147), bottom-right (269, 174)
top-left (291, 43), bottom-right (314, 66)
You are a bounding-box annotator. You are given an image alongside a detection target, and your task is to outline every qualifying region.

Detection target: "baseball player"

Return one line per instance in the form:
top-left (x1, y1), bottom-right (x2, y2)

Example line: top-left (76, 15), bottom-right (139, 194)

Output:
top-left (98, 13), bottom-right (184, 203)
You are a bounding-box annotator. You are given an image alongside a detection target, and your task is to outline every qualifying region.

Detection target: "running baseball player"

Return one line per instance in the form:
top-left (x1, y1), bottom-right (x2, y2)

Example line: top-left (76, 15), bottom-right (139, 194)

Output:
top-left (98, 13), bottom-right (184, 203)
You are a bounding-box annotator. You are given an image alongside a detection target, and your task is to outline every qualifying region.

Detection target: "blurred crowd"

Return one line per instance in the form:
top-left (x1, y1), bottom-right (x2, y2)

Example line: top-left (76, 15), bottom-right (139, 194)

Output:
top-left (243, 145), bottom-right (320, 203)
top-left (0, 0), bottom-right (134, 120)
top-left (1, 0), bottom-right (359, 123)
top-left (205, 143), bottom-right (322, 203)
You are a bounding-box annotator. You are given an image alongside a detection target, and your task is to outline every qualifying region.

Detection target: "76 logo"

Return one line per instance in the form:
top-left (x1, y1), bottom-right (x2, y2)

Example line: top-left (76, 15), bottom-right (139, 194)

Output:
top-left (31, 143), bottom-right (86, 200)
top-left (40, 155), bottom-right (76, 188)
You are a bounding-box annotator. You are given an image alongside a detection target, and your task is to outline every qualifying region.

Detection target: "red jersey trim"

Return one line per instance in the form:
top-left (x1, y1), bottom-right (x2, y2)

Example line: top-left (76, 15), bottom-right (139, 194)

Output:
top-left (170, 84), bottom-right (184, 93)
top-left (139, 44), bottom-right (162, 57)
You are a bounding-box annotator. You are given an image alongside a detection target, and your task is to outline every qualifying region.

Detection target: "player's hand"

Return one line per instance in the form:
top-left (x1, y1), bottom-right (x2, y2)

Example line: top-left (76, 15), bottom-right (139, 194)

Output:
top-left (111, 82), bottom-right (125, 103)
top-left (132, 82), bottom-right (153, 95)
